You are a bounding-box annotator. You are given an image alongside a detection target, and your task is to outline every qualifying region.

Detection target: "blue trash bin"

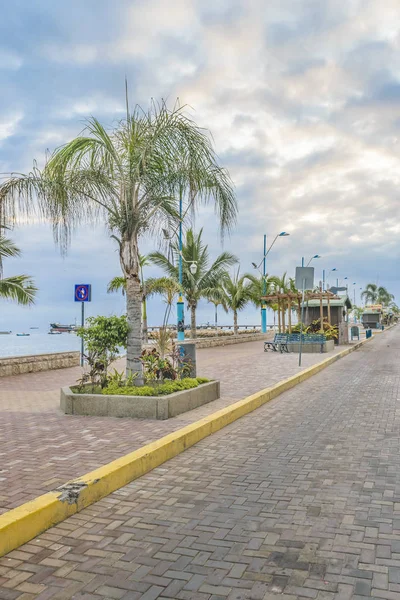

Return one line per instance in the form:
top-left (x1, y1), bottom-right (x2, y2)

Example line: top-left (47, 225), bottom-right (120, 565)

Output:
top-left (366, 329), bottom-right (372, 339)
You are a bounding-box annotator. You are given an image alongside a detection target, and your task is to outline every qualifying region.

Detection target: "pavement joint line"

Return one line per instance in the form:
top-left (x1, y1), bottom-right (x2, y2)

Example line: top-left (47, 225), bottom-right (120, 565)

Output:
top-left (0, 326), bottom-right (394, 558)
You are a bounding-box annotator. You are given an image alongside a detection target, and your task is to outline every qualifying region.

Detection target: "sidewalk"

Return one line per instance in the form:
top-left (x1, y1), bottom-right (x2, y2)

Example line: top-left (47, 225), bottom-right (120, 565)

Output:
top-left (0, 326), bottom-right (397, 599)
top-left (1, 338), bottom-right (354, 513)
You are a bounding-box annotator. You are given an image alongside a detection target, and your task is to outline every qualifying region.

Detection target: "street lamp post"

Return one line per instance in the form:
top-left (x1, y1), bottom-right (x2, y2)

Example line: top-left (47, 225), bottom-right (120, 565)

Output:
top-left (353, 282), bottom-right (356, 306)
top-left (254, 232), bottom-right (290, 333)
top-left (177, 195), bottom-right (184, 341)
top-left (261, 234), bottom-right (267, 334)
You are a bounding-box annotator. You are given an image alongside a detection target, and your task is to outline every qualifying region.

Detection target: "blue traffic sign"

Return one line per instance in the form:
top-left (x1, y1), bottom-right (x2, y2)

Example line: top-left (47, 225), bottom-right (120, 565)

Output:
top-left (74, 284), bottom-right (91, 302)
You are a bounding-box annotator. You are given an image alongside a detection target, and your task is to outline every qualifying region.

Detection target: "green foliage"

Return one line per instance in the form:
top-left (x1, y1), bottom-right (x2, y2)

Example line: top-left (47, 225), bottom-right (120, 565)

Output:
top-left (102, 377), bottom-right (207, 396)
top-left (287, 319), bottom-right (338, 341)
top-left (0, 234), bottom-right (37, 305)
top-left (76, 315), bottom-right (129, 387)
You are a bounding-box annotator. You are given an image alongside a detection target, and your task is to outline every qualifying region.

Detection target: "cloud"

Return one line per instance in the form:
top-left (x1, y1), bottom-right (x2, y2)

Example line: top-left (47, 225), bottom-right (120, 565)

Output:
top-left (1, 0), bottom-right (400, 331)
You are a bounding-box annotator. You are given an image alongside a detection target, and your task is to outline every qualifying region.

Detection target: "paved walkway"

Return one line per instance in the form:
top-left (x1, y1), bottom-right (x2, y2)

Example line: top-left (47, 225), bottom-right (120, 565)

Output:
top-left (0, 327), bottom-right (398, 599)
top-left (0, 338), bottom-right (346, 513)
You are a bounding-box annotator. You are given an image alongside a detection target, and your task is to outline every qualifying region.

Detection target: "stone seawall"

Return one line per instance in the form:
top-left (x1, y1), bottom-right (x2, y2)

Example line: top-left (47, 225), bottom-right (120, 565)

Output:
top-left (181, 332), bottom-right (271, 349)
top-left (0, 351), bottom-right (80, 377)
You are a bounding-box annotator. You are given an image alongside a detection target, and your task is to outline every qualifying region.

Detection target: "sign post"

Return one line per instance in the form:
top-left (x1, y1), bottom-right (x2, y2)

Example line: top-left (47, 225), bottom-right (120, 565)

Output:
top-left (74, 284), bottom-right (92, 366)
top-left (295, 267), bottom-right (314, 367)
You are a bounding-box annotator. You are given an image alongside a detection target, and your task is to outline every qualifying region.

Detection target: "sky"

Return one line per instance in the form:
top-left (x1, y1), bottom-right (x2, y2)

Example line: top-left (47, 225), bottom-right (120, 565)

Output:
top-left (0, 0), bottom-right (399, 331)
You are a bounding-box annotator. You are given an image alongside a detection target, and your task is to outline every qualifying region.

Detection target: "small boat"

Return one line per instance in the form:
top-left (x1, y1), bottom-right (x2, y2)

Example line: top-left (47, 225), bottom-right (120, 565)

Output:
top-left (16, 333), bottom-right (30, 337)
top-left (48, 331), bottom-right (62, 335)
top-left (0, 331), bottom-right (11, 335)
top-left (50, 323), bottom-right (77, 332)
top-left (30, 327), bottom-right (39, 330)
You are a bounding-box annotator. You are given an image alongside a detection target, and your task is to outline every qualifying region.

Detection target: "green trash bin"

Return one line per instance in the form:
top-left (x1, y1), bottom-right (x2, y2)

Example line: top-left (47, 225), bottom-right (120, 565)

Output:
top-left (366, 329), bottom-right (372, 339)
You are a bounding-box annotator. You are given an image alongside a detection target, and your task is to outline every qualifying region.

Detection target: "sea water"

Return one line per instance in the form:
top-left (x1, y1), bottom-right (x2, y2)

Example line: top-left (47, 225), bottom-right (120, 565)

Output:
top-left (0, 331), bottom-right (81, 358)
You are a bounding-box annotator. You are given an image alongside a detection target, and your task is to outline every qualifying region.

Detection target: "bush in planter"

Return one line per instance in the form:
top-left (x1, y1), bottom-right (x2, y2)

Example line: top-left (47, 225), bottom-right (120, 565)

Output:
top-left (102, 377), bottom-right (209, 396)
top-left (76, 315), bottom-right (129, 389)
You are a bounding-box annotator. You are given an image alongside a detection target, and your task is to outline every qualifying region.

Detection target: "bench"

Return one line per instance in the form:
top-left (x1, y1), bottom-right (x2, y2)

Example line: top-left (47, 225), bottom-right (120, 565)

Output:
top-left (264, 333), bottom-right (327, 354)
top-left (264, 334), bottom-right (289, 353)
top-left (286, 333), bottom-right (327, 353)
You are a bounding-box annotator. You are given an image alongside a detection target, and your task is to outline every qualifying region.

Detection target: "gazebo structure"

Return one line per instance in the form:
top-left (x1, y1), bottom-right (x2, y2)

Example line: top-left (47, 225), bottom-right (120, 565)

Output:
top-left (261, 289), bottom-right (341, 334)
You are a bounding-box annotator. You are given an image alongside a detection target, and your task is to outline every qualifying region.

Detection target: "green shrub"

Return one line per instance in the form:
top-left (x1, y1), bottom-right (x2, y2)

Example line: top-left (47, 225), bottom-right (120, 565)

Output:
top-left (102, 377), bottom-right (209, 396)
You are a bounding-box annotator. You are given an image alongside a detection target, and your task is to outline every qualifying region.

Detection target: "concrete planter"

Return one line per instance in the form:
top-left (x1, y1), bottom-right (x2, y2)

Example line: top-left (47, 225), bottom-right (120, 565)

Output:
top-left (287, 339), bottom-right (335, 353)
top-left (60, 380), bottom-right (220, 420)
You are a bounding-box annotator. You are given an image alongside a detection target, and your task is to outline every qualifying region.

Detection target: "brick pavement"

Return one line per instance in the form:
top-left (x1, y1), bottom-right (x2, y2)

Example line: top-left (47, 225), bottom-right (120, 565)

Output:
top-left (0, 338), bottom-right (344, 513)
top-left (0, 326), bottom-right (398, 599)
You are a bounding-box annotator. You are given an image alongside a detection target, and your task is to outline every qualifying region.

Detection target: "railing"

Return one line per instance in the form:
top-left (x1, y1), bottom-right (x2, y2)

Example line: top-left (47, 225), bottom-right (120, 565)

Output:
top-left (147, 325), bottom-right (275, 332)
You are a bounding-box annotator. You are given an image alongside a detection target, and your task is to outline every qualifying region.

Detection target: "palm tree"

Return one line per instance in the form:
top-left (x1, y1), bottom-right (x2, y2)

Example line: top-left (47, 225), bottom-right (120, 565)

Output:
top-left (0, 234), bottom-right (37, 304)
top-left (0, 100), bottom-right (237, 377)
top-left (149, 228), bottom-right (237, 338)
top-left (215, 270), bottom-right (252, 335)
top-left (361, 283), bottom-right (378, 305)
top-left (377, 286), bottom-right (394, 307)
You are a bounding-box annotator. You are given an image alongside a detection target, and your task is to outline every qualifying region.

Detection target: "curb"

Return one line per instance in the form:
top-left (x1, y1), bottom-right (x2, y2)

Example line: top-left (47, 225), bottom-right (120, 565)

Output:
top-left (0, 327), bottom-right (393, 557)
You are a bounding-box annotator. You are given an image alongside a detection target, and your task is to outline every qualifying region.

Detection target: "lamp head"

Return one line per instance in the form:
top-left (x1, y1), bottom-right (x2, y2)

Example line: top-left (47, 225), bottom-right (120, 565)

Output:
top-left (189, 262), bottom-right (197, 275)
top-left (344, 276), bottom-right (348, 280)
top-left (313, 254), bottom-right (321, 259)
top-left (332, 268), bottom-right (337, 272)
top-left (279, 231), bottom-right (290, 236)
top-left (251, 262), bottom-right (257, 269)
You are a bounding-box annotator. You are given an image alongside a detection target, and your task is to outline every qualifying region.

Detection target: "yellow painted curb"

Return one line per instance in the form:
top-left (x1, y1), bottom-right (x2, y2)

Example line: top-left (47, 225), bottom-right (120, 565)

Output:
top-left (0, 327), bottom-right (393, 557)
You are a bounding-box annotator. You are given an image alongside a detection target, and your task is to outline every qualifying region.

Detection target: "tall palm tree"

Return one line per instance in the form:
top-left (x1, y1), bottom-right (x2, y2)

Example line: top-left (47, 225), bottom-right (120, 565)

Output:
top-left (247, 273), bottom-right (274, 329)
top-left (215, 270), bottom-right (252, 335)
top-left (0, 100), bottom-right (237, 377)
top-left (0, 234), bottom-right (37, 305)
top-left (361, 283), bottom-right (378, 305)
top-left (149, 228), bottom-right (237, 338)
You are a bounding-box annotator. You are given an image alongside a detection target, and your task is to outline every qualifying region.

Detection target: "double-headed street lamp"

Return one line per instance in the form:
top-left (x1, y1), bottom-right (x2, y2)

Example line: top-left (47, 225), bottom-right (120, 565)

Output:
top-left (252, 231), bottom-right (290, 333)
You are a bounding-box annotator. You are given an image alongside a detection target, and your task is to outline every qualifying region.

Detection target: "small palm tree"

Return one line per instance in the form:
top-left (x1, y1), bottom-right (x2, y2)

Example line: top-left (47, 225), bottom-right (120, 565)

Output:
top-left (361, 283), bottom-right (378, 305)
top-left (150, 228), bottom-right (237, 338)
top-left (0, 99), bottom-right (237, 377)
top-left (145, 276), bottom-right (180, 327)
top-left (0, 234), bottom-right (37, 305)
top-left (214, 270), bottom-right (252, 335)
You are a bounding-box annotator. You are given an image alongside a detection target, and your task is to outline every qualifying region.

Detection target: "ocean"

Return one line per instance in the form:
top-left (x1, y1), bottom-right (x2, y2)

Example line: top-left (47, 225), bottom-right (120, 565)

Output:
top-left (0, 331), bottom-right (81, 358)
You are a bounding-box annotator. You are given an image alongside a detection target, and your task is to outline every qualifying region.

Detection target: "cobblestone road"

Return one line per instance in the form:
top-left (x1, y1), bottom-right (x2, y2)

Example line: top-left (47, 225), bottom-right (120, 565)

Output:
top-left (0, 327), bottom-right (398, 599)
top-left (0, 338), bottom-right (343, 512)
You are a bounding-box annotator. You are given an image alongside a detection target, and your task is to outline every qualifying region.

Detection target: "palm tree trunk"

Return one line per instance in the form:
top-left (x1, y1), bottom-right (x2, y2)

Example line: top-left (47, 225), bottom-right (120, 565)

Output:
top-left (126, 277), bottom-right (142, 377)
top-left (120, 234), bottom-right (142, 379)
top-left (281, 298), bottom-right (286, 332)
top-left (233, 310), bottom-right (238, 335)
top-left (142, 298), bottom-right (148, 344)
top-left (288, 299), bottom-right (292, 333)
top-left (190, 304), bottom-right (197, 339)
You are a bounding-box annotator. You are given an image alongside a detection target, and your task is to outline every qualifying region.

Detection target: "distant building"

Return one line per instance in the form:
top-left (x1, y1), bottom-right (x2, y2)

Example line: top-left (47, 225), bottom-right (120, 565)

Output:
top-left (301, 297), bottom-right (351, 344)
